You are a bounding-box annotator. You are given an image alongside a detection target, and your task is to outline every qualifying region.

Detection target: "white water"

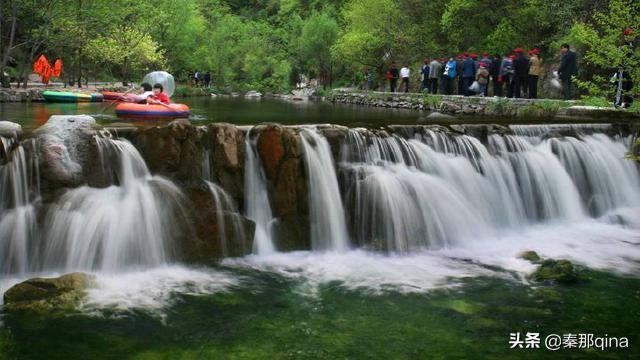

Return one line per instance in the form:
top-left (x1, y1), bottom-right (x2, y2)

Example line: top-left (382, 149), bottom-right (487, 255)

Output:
top-left (340, 127), bottom-right (638, 252)
top-left (205, 180), bottom-right (250, 256)
top-left (39, 137), bottom-right (183, 272)
top-left (300, 128), bottom-right (349, 251)
top-left (226, 219), bottom-right (640, 295)
top-left (243, 133), bottom-right (275, 254)
top-left (1, 122), bottom-right (640, 313)
top-left (0, 138), bottom-right (38, 275)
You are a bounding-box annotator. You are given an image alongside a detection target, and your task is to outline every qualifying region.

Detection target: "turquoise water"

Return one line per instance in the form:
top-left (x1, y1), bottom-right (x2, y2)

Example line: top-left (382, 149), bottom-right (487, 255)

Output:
top-left (1, 265), bottom-right (638, 359)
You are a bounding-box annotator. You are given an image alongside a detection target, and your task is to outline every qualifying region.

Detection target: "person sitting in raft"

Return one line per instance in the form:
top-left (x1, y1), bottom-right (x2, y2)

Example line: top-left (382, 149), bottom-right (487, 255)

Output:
top-left (147, 83), bottom-right (170, 105)
top-left (136, 82), bottom-right (154, 103)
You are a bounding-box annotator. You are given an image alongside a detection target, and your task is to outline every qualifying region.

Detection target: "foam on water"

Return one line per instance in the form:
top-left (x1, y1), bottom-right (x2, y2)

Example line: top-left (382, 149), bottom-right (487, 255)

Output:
top-left (226, 219), bottom-right (640, 295)
top-left (82, 266), bottom-right (239, 315)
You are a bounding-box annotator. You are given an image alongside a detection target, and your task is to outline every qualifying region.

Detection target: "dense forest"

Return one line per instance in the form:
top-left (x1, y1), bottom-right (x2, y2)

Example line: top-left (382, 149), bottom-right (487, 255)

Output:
top-left (0, 0), bottom-right (637, 99)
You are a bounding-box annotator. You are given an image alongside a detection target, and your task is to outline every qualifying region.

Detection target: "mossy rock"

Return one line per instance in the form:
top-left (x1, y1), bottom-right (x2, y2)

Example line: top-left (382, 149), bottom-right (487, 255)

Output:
top-left (530, 259), bottom-right (578, 284)
top-left (519, 250), bottom-right (541, 263)
top-left (3, 272), bottom-right (95, 314)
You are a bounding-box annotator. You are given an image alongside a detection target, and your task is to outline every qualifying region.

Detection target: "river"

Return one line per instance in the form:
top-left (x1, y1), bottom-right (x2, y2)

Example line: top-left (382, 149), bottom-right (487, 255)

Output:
top-left (0, 98), bottom-right (639, 359)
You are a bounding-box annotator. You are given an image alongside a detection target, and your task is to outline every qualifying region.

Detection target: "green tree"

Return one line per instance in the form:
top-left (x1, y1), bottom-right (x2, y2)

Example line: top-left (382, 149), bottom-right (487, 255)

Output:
top-left (333, 0), bottom-right (409, 74)
top-left (298, 10), bottom-right (339, 87)
top-left (566, 0), bottom-right (639, 99)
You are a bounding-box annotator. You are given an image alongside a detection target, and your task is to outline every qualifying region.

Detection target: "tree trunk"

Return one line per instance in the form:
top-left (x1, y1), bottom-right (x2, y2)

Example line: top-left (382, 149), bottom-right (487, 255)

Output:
top-left (1, 0), bottom-right (18, 88)
top-left (76, 0), bottom-right (83, 87)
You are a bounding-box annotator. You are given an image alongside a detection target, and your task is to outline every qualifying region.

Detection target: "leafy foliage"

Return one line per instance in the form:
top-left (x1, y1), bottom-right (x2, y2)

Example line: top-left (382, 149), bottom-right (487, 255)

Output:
top-left (0, 0), bottom-right (636, 98)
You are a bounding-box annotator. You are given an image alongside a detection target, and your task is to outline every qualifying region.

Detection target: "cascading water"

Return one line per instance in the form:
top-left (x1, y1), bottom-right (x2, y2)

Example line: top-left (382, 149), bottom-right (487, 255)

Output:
top-left (339, 125), bottom-right (638, 253)
top-left (40, 137), bottom-right (184, 272)
top-left (243, 132), bottom-right (275, 254)
top-left (0, 138), bottom-right (39, 274)
top-left (205, 180), bottom-right (249, 256)
top-left (300, 128), bottom-right (349, 251)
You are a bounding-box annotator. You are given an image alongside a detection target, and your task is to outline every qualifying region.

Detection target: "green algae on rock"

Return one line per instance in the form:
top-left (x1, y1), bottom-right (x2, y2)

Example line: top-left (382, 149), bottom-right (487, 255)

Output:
top-left (3, 272), bottom-right (95, 314)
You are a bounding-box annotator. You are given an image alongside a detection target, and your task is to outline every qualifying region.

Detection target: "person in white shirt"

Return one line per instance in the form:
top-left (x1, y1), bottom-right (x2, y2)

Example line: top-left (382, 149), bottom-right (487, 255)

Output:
top-left (131, 82), bottom-right (154, 103)
top-left (400, 65), bottom-right (410, 93)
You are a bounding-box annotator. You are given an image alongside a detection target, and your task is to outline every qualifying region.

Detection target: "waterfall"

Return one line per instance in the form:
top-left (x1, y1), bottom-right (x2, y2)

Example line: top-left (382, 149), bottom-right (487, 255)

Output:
top-left (38, 137), bottom-right (183, 272)
top-left (339, 126), bottom-right (636, 253)
top-left (205, 180), bottom-right (249, 257)
top-left (243, 133), bottom-right (275, 254)
top-left (0, 138), bottom-right (39, 274)
top-left (300, 128), bottom-right (349, 251)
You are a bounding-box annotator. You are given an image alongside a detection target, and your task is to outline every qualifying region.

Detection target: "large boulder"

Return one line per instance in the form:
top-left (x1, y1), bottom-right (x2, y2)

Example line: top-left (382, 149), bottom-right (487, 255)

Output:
top-left (0, 121), bottom-right (22, 140)
top-left (202, 123), bottom-right (246, 202)
top-left (129, 121), bottom-right (204, 182)
top-left (33, 115), bottom-right (102, 192)
top-left (3, 272), bottom-right (95, 314)
top-left (255, 124), bottom-right (310, 250)
top-left (177, 182), bottom-right (255, 262)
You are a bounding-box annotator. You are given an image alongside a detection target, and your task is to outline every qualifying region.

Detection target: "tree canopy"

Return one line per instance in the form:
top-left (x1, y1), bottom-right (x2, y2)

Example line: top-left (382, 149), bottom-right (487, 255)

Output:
top-left (0, 0), bottom-right (637, 97)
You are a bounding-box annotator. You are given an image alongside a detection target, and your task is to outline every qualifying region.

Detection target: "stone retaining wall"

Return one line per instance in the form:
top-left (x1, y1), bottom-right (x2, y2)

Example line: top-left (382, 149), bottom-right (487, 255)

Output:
top-left (329, 90), bottom-right (640, 121)
top-left (0, 88), bottom-right (45, 102)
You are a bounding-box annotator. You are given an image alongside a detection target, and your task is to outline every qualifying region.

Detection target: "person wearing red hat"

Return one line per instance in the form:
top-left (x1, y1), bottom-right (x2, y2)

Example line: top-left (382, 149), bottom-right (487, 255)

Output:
top-left (461, 53), bottom-right (477, 96)
top-left (512, 48), bottom-right (529, 98)
top-left (528, 49), bottom-right (542, 98)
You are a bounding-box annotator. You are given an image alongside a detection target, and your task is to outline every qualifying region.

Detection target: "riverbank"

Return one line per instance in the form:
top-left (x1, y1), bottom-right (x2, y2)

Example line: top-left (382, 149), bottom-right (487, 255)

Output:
top-left (329, 89), bottom-right (640, 122)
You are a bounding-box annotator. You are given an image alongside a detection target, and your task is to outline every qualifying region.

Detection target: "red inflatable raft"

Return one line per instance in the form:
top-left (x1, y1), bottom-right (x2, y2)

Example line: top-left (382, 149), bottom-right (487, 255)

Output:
top-left (115, 103), bottom-right (190, 118)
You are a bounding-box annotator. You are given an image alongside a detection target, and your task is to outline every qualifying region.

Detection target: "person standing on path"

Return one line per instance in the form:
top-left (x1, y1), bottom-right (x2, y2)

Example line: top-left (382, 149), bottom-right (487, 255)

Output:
top-left (557, 44), bottom-right (578, 100)
top-left (388, 62), bottom-right (400, 92)
top-left (429, 58), bottom-right (442, 94)
top-left (490, 53), bottom-right (502, 96)
top-left (528, 49), bottom-right (541, 99)
top-left (461, 54), bottom-right (477, 96)
top-left (400, 64), bottom-right (411, 93)
top-left (512, 48), bottom-right (529, 98)
top-left (421, 58), bottom-right (430, 92)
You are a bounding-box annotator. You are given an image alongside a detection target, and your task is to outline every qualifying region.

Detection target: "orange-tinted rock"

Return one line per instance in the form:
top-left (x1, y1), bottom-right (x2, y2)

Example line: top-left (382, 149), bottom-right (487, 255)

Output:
top-left (257, 125), bottom-right (285, 181)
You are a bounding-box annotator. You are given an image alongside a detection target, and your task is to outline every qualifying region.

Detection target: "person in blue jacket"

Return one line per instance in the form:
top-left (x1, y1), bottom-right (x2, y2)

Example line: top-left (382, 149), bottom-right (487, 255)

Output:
top-left (461, 54), bottom-right (477, 96)
top-left (444, 57), bottom-right (457, 95)
top-left (421, 58), bottom-right (430, 92)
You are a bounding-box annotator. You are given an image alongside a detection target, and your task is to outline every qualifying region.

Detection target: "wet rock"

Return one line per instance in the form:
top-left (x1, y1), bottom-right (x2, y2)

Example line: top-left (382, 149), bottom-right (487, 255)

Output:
top-left (130, 122), bottom-right (203, 182)
top-left (440, 101), bottom-right (462, 113)
top-left (255, 125), bottom-right (310, 250)
top-left (427, 112), bottom-right (456, 120)
top-left (519, 250), bottom-right (541, 263)
top-left (204, 123), bottom-right (246, 201)
top-left (245, 90), bottom-right (262, 98)
top-left (178, 183), bottom-right (255, 261)
top-left (34, 115), bottom-right (100, 191)
top-left (530, 259), bottom-right (578, 284)
top-left (257, 124), bottom-right (286, 180)
top-left (317, 125), bottom-right (348, 161)
top-left (0, 121), bottom-right (22, 139)
top-left (3, 272), bottom-right (95, 314)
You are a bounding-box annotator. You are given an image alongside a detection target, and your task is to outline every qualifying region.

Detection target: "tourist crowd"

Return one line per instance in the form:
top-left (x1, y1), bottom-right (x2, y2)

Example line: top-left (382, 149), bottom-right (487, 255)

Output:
top-left (371, 44), bottom-right (579, 100)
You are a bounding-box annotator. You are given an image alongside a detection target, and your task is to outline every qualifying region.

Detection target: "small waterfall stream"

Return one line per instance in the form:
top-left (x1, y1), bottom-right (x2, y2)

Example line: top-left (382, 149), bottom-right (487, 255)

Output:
top-left (243, 132), bottom-right (275, 254)
top-left (0, 138), bottom-right (39, 274)
top-left (301, 128), bottom-right (350, 251)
